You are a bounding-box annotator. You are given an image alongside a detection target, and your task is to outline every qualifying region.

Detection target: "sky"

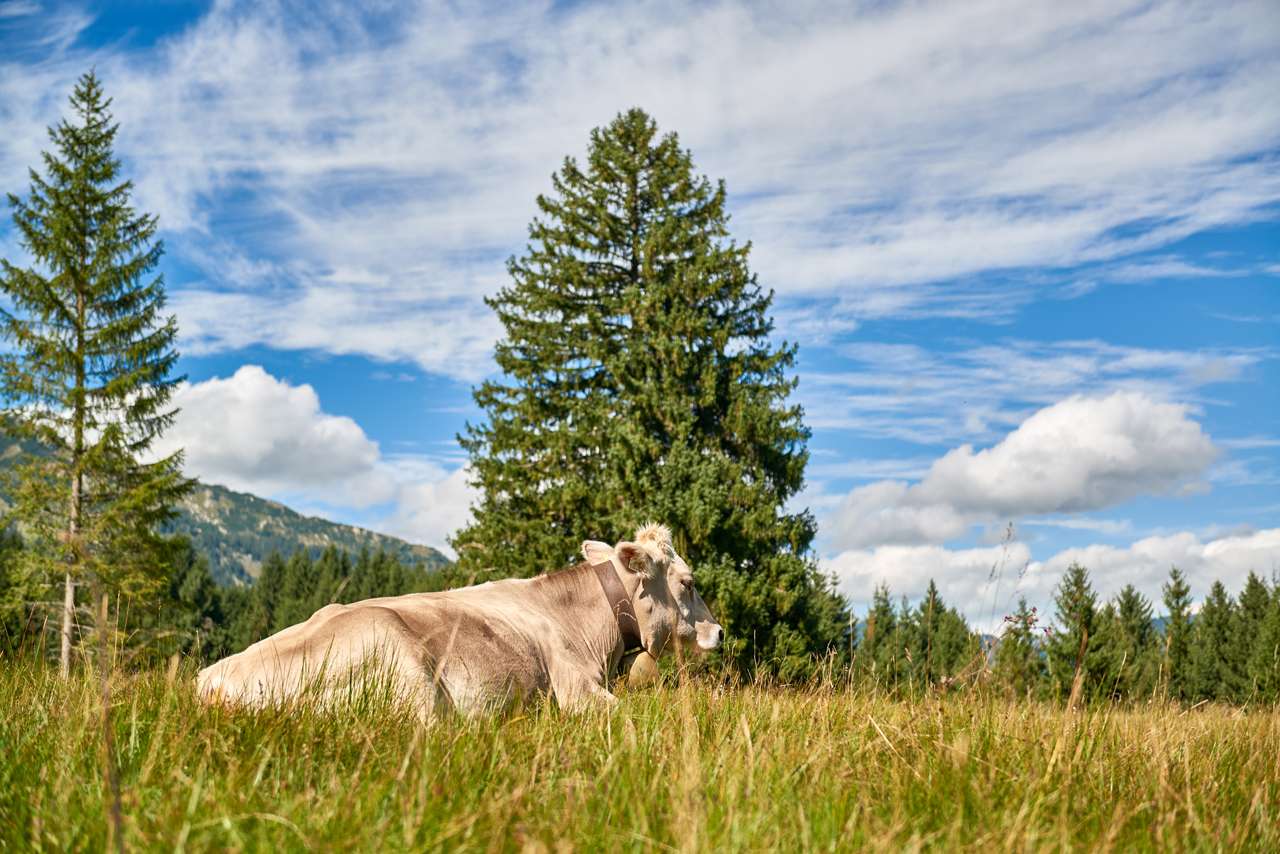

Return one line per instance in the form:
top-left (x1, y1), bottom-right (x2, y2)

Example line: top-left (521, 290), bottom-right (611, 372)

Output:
top-left (1, 0), bottom-right (1278, 628)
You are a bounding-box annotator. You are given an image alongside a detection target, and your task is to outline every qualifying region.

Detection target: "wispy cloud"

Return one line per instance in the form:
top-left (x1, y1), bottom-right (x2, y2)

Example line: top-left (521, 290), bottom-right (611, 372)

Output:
top-left (0, 0), bottom-right (1277, 376)
top-left (0, 2), bottom-right (40, 19)
top-left (802, 338), bottom-right (1268, 446)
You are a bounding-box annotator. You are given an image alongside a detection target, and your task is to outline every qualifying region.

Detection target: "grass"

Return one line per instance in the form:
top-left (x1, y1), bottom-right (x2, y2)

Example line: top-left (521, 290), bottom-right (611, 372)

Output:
top-left (1, 660), bottom-right (1278, 852)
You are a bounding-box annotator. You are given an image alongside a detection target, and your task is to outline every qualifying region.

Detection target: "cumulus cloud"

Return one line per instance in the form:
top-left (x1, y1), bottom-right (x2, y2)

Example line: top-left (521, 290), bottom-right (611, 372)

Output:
top-left (155, 365), bottom-right (386, 500)
top-left (2, 1), bottom-right (1278, 376)
top-left (826, 541), bottom-right (1033, 626)
top-left (825, 528), bottom-right (1280, 629)
top-left (824, 392), bottom-right (1218, 550)
top-left (1029, 528), bottom-right (1280, 605)
top-left (153, 365), bottom-right (476, 552)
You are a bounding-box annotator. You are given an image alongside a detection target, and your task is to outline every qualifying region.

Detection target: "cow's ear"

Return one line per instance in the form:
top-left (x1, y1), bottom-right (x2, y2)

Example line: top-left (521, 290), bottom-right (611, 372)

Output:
top-left (614, 542), bottom-right (653, 578)
top-left (581, 540), bottom-right (614, 565)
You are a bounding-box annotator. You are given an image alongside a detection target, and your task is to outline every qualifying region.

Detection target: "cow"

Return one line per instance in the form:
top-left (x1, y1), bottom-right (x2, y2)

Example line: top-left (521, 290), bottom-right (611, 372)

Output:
top-left (196, 523), bottom-right (722, 716)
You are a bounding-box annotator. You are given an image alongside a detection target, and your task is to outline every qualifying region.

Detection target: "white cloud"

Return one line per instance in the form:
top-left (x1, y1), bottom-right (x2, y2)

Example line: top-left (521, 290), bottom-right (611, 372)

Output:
top-left (0, 2), bottom-right (40, 20)
top-left (155, 365), bottom-right (387, 500)
top-left (802, 338), bottom-right (1266, 446)
top-left (153, 365), bottom-right (475, 553)
top-left (381, 463), bottom-right (477, 555)
top-left (824, 528), bottom-right (1280, 629)
top-left (825, 541), bottom-right (1034, 629)
top-left (1, 1), bottom-right (1277, 375)
top-left (823, 392), bottom-right (1218, 549)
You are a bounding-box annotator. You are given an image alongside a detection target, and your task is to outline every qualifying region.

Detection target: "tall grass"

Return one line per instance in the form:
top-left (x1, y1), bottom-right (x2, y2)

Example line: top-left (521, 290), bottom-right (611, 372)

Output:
top-left (1, 659), bottom-right (1277, 851)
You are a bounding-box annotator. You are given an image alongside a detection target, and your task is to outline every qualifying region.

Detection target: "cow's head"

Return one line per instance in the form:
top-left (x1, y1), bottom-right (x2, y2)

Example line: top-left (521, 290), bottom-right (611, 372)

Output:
top-left (582, 523), bottom-right (722, 658)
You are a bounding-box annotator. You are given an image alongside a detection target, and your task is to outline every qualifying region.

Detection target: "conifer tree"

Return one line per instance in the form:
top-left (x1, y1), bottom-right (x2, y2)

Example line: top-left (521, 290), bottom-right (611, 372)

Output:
top-left (994, 597), bottom-right (1046, 698)
top-left (907, 580), bottom-right (976, 685)
top-left (1236, 572), bottom-right (1271, 696)
top-left (0, 72), bottom-right (190, 674)
top-left (859, 583), bottom-right (900, 685)
top-left (452, 109), bottom-right (846, 676)
top-left (1248, 585), bottom-right (1280, 702)
top-left (1113, 584), bottom-right (1158, 700)
top-left (1160, 567), bottom-right (1194, 701)
top-left (1189, 580), bottom-right (1240, 702)
top-left (910, 580), bottom-right (946, 686)
top-left (1046, 563), bottom-right (1102, 700)
top-left (1089, 602), bottom-right (1126, 700)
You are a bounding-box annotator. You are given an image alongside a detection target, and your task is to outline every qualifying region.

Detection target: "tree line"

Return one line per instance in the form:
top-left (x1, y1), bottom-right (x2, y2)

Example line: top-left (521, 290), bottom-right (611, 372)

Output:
top-left (9, 520), bottom-right (1278, 707)
top-left (0, 533), bottom-right (437, 664)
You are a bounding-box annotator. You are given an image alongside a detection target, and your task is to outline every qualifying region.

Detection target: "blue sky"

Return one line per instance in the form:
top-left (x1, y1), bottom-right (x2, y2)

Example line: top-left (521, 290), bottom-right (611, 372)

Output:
top-left (2, 0), bottom-right (1277, 626)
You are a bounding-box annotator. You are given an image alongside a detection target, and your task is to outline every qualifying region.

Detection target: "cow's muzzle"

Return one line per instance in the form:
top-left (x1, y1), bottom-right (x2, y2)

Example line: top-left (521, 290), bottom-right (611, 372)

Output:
top-left (695, 621), bottom-right (723, 651)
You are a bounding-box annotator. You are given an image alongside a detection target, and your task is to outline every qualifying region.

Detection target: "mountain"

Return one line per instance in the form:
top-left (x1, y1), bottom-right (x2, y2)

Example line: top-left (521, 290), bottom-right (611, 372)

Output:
top-left (0, 435), bottom-right (450, 586)
top-left (171, 482), bottom-right (451, 585)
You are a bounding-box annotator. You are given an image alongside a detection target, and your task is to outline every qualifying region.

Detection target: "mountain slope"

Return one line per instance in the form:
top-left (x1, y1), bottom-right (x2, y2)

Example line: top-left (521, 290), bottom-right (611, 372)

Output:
top-left (171, 482), bottom-right (451, 585)
top-left (1, 434), bottom-right (450, 585)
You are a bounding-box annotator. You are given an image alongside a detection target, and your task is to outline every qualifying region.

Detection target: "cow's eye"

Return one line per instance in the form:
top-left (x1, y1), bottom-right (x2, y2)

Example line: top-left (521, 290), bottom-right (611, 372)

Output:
top-left (680, 578), bottom-right (693, 590)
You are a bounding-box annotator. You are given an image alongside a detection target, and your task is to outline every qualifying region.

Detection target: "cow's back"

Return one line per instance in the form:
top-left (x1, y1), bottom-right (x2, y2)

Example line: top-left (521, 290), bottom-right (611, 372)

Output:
top-left (196, 588), bottom-right (557, 715)
top-left (197, 600), bottom-right (432, 709)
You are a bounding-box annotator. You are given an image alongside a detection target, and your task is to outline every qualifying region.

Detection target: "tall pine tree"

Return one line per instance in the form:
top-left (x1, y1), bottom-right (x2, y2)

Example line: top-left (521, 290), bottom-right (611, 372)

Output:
top-left (1, 72), bottom-right (190, 674)
top-left (1248, 583), bottom-right (1280, 702)
top-left (452, 109), bottom-right (846, 676)
top-left (1236, 572), bottom-right (1271, 697)
top-left (1188, 580), bottom-right (1240, 702)
top-left (1113, 584), bottom-right (1158, 700)
top-left (1160, 567), bottom-right (1194, 701)
top-left (1045, 563), bottom-right (1113, 702)
top-left (994, 597), bottom-right (1046, 698)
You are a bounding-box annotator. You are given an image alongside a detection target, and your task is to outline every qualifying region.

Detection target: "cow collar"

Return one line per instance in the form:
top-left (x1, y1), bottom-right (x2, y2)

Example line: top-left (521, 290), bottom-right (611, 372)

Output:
top-left (590, 559), bottom-right (646, 662)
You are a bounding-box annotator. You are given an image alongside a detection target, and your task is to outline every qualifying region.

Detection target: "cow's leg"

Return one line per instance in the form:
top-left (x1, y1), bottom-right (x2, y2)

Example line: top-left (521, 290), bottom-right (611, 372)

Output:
top-left (551, 666), bottom-right (618, 712)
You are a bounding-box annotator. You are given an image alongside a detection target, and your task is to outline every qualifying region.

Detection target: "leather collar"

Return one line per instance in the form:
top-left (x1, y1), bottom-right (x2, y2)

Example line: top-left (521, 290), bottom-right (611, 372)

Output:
top-left (591, 560), bottom-right (645, 661)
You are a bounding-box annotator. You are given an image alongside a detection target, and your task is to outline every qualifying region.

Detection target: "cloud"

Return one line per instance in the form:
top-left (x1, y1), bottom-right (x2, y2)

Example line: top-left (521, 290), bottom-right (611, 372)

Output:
top-left (823, 392), bottom-right (1218, 549)
top-left (381, 463), bottom-right (477, 556)
top-left (802, 338), bottom-right (1266, 446)
top-left (0, 2), bottom-right (40, 19)
top-left (825, 541), bottom-right (1034, 628)
top-left (153, 365), bottom-right (476, 552)
top-left (824, 528), bottom-right (1280, 629)
top-left (155, 365), bottom-right (387, 500)
top-left (1031, 528), bottom-right (1280, 605)
top-left (1, 1), bottom-right (1278, 375)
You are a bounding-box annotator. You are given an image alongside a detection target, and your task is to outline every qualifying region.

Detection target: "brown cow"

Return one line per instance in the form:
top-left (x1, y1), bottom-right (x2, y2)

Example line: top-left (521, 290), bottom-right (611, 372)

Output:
top-left (196, 523), bottom-right (721, 715)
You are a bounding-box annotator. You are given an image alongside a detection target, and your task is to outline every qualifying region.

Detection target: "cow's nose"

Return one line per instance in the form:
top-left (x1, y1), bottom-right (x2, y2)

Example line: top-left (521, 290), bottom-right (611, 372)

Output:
top-left (698, 622), bottom-right (723, 650)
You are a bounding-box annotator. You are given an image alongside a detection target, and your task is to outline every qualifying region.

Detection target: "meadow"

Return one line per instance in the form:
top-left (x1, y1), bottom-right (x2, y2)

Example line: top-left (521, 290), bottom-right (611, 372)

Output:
top-left (2, 662), bottom-right (1278, 852)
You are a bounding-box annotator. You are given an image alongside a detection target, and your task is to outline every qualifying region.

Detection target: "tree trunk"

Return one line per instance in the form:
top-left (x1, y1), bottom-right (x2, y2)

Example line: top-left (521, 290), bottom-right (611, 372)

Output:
top-left (62, 282), bottom-right (85, 677)
top-left (60, 474), bottom-right (81, 676)
top-left (59, 571), bottom-right (74, 677)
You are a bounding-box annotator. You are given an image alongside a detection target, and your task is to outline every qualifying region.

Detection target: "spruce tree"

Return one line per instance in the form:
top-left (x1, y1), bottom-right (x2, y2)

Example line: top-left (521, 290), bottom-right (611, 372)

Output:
top-left (0, 72), bottom-right (190, 674)
top-left (859, 583), bottom-right (900, 685)
top-left (908, 580), bottom-right (975, 685)
top-left (1188, 580), bottom-right (1240, 702)
top-left (1089, 602), bottom-right (1126, 700)
top-left (1236, 572), bottom-right (1271, 696)
top-left (1160, 567), bottom-right (1194, 701)
top-left (1046, 563), bottom-right (1100, 701)
top-left (1113, 584), bottom-right (1158, 700)
top-left (1248, 586), bottom-right (1280, 702)
top-left (910, 580), bottom-right (946, 686)
top-left (994, 597), bottom-right (1046, 698)
top-left (452, 108), bottom-right (846, 676)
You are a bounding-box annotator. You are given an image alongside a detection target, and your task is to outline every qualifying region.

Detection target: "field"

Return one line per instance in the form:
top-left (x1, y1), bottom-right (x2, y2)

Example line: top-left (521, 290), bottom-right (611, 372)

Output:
top-left (1, 662), bottom-right (1278, 852)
